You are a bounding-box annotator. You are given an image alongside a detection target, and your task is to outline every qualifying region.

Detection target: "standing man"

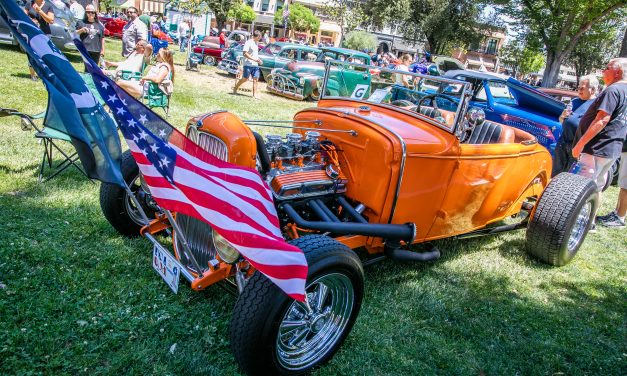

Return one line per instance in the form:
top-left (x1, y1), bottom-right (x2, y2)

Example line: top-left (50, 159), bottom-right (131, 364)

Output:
top-left (263, 30), bottom-right (270, 45)
top-left (25, 0), bottom-right (54, 80)
top-left (121, 6), bottom-right (148, 57)
top-left (219, 29), bottom-right (226, 48)
top-left (572, 57), bottom-right (627, 225)
top-left (232, 31), bottom-right (263, 99)
top-left (178, 18), bottom-right (190, 52)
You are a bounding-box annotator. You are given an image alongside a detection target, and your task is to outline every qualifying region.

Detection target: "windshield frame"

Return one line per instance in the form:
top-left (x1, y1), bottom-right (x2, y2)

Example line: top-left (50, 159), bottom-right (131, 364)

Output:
top-left (320, 60), bottom-right (473, 136)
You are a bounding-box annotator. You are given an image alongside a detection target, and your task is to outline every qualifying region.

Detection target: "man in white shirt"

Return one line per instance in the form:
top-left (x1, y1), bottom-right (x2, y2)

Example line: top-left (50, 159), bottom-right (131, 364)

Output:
top-left (178, 18), bottom-right (190, 52)
top-left (104, 40), bottom-right (149, 77)
top-left (121, 7), bottom-right (148, 57)
top-left (232, 31), bottom-right (263, 99)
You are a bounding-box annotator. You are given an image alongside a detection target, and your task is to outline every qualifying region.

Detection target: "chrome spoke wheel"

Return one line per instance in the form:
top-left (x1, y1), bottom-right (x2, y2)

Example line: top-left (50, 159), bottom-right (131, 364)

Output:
top-left (124, 174), bottom-right (148, 226)
top-left (568, 201), bottom-right (592, 251)
top-left (276, 272), bottom-right (354, 371)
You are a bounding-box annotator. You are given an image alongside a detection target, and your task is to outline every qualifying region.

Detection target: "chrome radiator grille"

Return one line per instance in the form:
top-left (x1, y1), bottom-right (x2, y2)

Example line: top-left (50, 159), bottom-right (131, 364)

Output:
top-left (186, 126), bottom-right (229, 161)
top-left (176, 126), bottom-right (230, 272)
top-left (175, 214), bottom-right (217, 273)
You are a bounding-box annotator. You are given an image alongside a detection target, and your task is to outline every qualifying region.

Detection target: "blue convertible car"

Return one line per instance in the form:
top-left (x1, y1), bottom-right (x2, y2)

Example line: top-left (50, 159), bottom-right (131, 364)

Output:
top-left (442, 70), bottom-right (565, 155)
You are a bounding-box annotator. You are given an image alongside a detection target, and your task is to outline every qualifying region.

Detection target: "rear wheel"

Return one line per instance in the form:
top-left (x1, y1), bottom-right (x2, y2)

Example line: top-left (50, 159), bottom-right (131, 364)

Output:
top-left (526, 173), bottom-right (598, 266)
top-left (309, 87), bottom-right (321, 101)
top-left (230, 235), bottom-right (364, 375)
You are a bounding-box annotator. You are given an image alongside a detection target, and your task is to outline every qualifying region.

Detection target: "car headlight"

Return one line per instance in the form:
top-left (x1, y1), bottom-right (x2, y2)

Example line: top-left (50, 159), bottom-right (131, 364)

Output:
top-left (212, 228), bottom-right (240, 264)
top-left (221, 51), bottom-right (227, 58)
top-left (299, 77), bottom-right (305, 85)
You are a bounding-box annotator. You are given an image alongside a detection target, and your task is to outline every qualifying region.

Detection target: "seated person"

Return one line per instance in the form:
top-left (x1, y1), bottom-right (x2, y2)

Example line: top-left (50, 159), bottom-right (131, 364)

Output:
top-left (103, 40), bottom-right (152, 78)
top-left (117, 48), bottom-right (174, 99)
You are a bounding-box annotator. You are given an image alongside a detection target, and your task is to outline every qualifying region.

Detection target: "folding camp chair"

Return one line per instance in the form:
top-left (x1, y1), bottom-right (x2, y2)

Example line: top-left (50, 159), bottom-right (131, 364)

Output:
top-left (144, 82), bottom-right (171, 116)
top-left (0, 108), bottom-right (89, 183)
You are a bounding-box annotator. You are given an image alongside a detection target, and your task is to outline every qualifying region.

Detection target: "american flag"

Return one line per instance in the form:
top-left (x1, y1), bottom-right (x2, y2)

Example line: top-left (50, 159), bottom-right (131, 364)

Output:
top-left (74, 41), bottom-right (308, 301)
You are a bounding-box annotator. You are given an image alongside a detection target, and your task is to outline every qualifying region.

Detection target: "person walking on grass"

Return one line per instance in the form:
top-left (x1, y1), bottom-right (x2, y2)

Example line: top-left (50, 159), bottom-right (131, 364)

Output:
top-left (232, 31), bottom-right (263, 99)
top-left (572, 57), bottom-right (627, 227)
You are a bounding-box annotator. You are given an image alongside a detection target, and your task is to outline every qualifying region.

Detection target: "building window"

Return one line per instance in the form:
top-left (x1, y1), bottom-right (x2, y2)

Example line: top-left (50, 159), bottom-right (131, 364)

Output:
top-left (486, 39), bottom-right (498, 55)
top-left (276, 0), bottom-right (284, 10)
top-left (262, 0), bottom-right (270, 11)
top-left (246, 0), bottom-right (254, 7)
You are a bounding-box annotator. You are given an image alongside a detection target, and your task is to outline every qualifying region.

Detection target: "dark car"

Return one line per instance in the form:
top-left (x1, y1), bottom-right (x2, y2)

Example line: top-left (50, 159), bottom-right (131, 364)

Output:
top-left (0, 0), bottom-right (76, 51)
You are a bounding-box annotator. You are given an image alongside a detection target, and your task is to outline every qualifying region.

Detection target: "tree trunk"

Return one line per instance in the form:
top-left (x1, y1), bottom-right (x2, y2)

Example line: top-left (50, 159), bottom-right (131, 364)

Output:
top-left (542, 50), bottom-right (563, 88)
top-left (620, 28), bottom-right (627, 57)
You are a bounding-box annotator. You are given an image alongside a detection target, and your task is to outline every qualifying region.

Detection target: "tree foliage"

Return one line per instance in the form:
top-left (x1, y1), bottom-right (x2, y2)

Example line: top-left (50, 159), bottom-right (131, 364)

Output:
top-left (170, 0), bottom-right (236, 30)
top-left (227, 2), bottom-right (256, 24)
top-left (342, 30), bottom-right (378, 51)
top-left (499, 39), bottom-right (545, 78)
top-left (566, 19), bottom-right (622, 84)
top-left (321, 0), bottom-right (367, 43)
top-left (363, 0), bottom-right (486, 54)
top-left (499, 0), bottom-right (627, 87)
top-left (274, 4), bottom-right (320, 33)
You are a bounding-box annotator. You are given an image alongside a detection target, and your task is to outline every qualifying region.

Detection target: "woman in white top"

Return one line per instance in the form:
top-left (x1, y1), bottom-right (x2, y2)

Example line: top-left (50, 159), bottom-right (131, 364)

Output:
top-left (118, 48), bottom-right (175, 99)
top-left (395, 54), bottom-right (413, 88)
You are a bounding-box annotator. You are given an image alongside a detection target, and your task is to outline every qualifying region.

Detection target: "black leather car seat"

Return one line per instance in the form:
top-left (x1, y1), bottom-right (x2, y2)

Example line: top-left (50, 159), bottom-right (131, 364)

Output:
top-left (466, 120), bottom-right (515, 144)
top-left (418, 105), bottom-right (443, 120)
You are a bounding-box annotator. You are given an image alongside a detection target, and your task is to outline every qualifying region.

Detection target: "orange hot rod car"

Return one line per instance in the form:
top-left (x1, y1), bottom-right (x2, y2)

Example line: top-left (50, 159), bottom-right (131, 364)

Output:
top-left (99, 61), bottom-right (598, 375)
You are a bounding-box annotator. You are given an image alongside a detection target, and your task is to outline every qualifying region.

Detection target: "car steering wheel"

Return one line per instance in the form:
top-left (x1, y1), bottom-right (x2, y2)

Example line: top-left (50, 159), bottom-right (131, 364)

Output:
top-left (417, 93), bottom-right (458, 112)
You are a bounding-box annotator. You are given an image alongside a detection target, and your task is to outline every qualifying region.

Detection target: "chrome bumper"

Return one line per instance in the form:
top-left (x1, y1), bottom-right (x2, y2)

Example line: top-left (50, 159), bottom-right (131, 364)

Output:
top-left (217, 59), bottom-right (240, 75)
top-left (266, 74), bottom-right (305, 101)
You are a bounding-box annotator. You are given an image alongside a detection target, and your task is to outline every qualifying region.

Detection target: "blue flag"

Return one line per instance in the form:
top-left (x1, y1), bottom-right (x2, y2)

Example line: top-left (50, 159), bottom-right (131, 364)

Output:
top-left (0, 0), bottom-right (124, 186)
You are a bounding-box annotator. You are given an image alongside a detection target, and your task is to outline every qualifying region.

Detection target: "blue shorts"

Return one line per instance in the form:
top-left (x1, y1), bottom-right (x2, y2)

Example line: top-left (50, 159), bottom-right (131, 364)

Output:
top-left (243, 65), bottom-right (260, 79)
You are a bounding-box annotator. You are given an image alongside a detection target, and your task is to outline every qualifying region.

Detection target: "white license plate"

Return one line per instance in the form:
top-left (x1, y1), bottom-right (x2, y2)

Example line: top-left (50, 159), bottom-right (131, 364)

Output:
top-left (152, 245), bottom-right (180, 294)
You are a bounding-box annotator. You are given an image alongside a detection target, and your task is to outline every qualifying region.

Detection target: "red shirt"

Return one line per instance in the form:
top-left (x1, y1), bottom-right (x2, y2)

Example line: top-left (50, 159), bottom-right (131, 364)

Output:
top-left (219, 32), bottom-right (226, 45)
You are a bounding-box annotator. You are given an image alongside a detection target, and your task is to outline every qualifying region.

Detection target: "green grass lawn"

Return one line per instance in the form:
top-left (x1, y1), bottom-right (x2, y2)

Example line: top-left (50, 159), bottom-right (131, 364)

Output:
top-left (0, 39), bottom-right (625, 375)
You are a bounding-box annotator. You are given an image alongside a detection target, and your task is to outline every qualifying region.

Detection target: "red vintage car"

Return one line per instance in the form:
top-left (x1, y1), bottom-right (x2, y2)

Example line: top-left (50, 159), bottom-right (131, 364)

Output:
top-left (100, 16), bottom-right (172, 43)
top-left (100, 16), bottom-right (125, 39)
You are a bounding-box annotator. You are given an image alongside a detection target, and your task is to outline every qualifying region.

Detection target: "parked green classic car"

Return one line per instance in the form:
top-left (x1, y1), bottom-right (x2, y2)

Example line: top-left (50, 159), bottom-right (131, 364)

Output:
top-left (267, 47), bottom-right (371, 100)
top-left (217, 42), bottom-right (321, 81)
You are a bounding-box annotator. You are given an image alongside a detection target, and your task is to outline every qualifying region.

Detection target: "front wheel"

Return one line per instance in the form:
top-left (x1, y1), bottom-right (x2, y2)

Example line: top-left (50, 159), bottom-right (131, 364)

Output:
top-left (99, 150), bottom-right (155, 237)
top-left (230, 235), bottom-right (364, 375)
top-left (525, 172), bottom-right (598, 266)
top-left (203, 55), bottom-right (216, 65)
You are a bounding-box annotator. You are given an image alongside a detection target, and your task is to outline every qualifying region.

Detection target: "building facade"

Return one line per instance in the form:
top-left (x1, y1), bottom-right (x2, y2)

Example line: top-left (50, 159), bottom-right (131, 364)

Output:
top-left (452, 26), bottom-right (506, 72)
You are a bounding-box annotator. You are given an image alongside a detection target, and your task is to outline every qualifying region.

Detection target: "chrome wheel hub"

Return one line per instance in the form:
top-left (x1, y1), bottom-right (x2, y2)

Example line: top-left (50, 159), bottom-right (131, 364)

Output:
top-left (276, 273), bottom-right (354, 371)
top-left (568, 201), bottom-right (592, 251)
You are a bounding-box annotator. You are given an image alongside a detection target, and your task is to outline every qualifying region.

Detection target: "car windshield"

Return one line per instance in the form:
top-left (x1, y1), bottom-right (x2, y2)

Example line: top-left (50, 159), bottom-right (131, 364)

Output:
top-left (321, 60), bottom-right (471, 133)
top-left (488, 80), bottom-right (518, 105)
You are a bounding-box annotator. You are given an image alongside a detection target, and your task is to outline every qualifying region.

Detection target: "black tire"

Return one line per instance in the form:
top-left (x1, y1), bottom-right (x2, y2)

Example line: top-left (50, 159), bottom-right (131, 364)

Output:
top-left (308, 87), bottom-right (321, 101)
top-left (230, 235), bottom-right (364, 375)
top-left (526, 172), bottom-right (598, 266)
top-left (99, 150), bottom-right (155, 237)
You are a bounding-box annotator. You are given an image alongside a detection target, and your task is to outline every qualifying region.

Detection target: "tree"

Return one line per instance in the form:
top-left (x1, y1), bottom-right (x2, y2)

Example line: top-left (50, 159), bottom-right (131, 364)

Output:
top-left (274, 4), bottom-right (320, 33)
top-left (227, 2), bottom-right (256, 24)
top-left (500, 0), bottom-right (627, 87)
top-left (566, 19), bottom-right (622, 85)
top-left (620, 27), bottom-right (627, 57)
top-left (321, 0), bottom-right (367, 44)
top-left (343, 30), bottom-right (378, 51)
top-left (171, 0), bottom-right (236, 31)
top-left (363, 0), bottom-right (486, 54)
top-left (500, 39), bottom-right (545, 78)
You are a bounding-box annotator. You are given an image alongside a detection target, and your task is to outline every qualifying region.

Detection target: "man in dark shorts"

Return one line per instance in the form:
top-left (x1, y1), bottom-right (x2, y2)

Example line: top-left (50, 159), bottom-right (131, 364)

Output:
top-left (232, 31), bottom-right (263, 99)
top-left (25, 0), bottom-right (55, 80)
top-left (572, 57), bottom-right (627, 225)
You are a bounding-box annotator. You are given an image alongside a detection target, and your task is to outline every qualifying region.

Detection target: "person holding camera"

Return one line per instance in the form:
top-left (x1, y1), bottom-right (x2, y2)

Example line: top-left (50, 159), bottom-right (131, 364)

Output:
top-left (76, 4), bottom-right (104, 65)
